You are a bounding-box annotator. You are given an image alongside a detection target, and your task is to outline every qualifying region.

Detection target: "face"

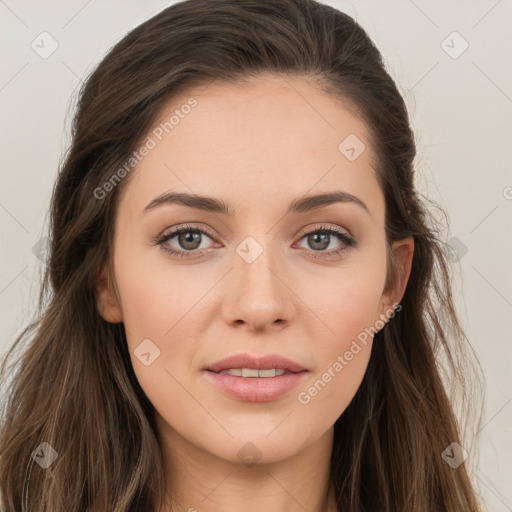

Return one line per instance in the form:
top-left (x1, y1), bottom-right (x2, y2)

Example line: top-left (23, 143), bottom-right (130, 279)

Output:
top-left (97, 74), bottom-right (412, 466)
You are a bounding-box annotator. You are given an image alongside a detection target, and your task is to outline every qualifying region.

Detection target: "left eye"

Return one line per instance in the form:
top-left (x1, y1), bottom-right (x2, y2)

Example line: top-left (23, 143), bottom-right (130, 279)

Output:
top-left (295, 227), bottom-right (356, 255)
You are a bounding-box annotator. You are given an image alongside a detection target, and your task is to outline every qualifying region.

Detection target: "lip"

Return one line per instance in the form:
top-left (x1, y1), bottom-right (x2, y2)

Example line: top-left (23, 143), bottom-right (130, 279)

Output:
top-left (204, 353), bottom-right (308, 402)
top-left (206, 353), bottom-right (306, 373)
top-left (204, 370), bottom-right (309, 402)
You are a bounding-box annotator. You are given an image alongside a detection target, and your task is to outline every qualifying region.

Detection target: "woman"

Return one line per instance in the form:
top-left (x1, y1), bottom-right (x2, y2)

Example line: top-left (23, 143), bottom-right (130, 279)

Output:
top-left (0, 0), bottom-right (483, 510)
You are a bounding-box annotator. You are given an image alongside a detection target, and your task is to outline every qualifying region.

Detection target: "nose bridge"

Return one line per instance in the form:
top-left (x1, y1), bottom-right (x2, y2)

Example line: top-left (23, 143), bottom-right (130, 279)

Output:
top-left (236, 233), bottom-right (283, 296)
top-left (225, 232), bottom-right (291, 327)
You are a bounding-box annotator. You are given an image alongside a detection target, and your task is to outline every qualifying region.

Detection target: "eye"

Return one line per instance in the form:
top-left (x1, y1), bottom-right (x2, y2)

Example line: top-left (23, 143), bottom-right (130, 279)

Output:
top-left (154, 224), bottom-right (218, 258)
top-left (295, 224), bottom-right (357, 258)
top-left (154, 223), bottom-right (357, 259)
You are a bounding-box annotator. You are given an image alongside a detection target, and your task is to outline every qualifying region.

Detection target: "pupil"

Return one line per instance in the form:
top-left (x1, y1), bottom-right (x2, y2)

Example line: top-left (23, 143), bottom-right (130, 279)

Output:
top-left (310, 232), bottom-right (329, 250)
top-left (180, 231), bottom-right (201, 250)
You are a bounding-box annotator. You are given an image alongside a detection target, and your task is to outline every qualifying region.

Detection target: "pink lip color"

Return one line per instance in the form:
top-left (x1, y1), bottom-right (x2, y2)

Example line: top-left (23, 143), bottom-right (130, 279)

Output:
top-left (204, 370), bottom-right (309, 402)
top-left (207, 353), bottom-right (306, 373)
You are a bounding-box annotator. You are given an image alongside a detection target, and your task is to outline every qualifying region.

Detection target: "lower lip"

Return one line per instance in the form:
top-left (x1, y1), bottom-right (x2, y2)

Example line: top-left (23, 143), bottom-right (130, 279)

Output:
top-left (204, 370), bottom-right (309, 402)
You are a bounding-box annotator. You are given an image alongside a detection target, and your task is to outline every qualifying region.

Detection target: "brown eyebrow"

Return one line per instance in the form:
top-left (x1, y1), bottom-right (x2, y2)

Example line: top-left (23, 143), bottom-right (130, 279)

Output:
top-left (143, 190), bottom-right (370, 217)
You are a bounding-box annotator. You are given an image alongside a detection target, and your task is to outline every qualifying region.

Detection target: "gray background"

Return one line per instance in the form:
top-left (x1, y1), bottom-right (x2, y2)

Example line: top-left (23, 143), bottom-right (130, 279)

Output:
top-left (1, 1), bottom-right (511, 509)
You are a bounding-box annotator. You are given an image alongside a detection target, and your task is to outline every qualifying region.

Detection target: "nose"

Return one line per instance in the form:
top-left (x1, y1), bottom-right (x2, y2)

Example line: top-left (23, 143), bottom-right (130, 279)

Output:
top-left (221, 242), bottom-right (293, 332)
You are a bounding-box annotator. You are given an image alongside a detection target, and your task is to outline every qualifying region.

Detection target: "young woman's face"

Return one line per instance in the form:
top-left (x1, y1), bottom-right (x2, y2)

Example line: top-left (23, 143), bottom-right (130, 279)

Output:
top-left (100, 74), bottom-right (411, 465)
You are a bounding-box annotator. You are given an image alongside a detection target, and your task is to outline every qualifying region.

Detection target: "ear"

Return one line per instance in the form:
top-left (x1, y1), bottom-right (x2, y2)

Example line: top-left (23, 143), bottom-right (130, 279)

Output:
top-left (377, 236), bottom-right (414, 321)
top-left (95, 265), bottom-right (123, 323)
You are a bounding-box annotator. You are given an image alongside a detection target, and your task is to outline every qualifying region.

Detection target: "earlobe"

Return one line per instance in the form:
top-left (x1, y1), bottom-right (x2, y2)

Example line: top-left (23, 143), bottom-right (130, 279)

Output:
top-left (94, 266), bottom-right (123, 323)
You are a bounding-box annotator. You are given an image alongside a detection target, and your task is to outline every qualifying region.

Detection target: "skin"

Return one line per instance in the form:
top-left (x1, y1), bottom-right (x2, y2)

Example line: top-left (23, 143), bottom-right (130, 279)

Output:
top-left (96, 73), bottom-right (414, 512)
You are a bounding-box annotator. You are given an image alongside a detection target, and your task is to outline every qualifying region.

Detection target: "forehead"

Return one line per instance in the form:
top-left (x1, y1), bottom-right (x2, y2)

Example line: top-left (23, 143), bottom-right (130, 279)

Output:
top-left (118, 74), bottom-right (384, 223)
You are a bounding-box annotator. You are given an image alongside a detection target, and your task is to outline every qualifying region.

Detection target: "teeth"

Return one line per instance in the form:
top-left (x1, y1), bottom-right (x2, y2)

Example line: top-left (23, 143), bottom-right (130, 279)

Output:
top-left (258, 369), bottom-right (277, 377)
top-left (242, 368), bottom-right (259, 377)
top-left (218, 368), bottom-right (287, 377)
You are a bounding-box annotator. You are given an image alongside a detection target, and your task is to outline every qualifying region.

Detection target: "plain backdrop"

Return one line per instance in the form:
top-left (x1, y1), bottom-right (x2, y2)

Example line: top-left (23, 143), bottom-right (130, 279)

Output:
top-left (0, 1), bottom-right (511, 510)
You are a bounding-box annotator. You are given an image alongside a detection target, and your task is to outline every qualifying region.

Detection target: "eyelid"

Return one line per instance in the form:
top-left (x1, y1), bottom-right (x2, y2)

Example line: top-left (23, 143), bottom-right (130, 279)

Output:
top-left (298, 223), bottom-right (352, 238)
top-left (156, 222), bottom-right (352, 242)
top-left (156, 222), bottom-right (216, 239)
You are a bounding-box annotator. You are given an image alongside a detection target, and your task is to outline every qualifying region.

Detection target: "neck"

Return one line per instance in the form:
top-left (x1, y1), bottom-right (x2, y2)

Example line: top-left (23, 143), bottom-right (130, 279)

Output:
top-left (152, 413), bottom-right (338, 512)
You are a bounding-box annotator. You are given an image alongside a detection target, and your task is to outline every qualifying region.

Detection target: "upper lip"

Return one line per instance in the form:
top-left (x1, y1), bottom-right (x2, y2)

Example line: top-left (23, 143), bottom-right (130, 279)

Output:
top-left (206, 353), bottom-right (307, 373)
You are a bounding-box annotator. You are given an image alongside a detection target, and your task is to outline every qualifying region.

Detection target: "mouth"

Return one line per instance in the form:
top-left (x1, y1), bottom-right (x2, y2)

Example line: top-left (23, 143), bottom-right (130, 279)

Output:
top-left (204, 353), bottom-right (309, 402)
top-left (210, 368), bottom-right (296, 377)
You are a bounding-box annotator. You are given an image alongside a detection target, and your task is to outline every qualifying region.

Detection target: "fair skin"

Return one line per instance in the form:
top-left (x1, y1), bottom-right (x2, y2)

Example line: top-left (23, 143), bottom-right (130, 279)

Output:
top-left (96, 74), bottom-right (414, 512)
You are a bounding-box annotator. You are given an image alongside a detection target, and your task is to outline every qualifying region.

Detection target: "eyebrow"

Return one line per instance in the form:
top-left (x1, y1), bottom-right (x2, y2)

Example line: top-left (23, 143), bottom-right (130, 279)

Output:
top-left (143, 190), bottom-right (370, 217)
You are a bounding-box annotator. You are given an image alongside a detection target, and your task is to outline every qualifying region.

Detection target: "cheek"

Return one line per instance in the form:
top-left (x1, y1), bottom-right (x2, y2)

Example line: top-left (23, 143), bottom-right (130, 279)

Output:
top-left (292, 249), bottom-right (387, 424)
top-left (298, 249), bottom-right (387, 355)
top-left (113, 241), bottom-right (205, 344)
top-left (294, 286), bottom-right (378, 433)
top-left (113, 243), bottom-right (221, 408)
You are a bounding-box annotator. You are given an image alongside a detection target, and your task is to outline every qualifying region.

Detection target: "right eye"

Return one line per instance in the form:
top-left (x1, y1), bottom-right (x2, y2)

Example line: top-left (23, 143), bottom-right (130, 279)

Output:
top-left (154, 224), bottom-right (219, 258)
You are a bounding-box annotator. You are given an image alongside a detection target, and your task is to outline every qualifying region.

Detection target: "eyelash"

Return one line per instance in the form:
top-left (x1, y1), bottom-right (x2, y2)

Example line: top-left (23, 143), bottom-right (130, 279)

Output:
top-left (154, 223), bottom-right (358, 259)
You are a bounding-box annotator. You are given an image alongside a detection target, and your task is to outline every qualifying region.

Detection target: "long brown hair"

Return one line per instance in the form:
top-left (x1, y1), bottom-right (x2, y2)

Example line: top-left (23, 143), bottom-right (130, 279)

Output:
top-left (0, 0), bottom-right (484, 510)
